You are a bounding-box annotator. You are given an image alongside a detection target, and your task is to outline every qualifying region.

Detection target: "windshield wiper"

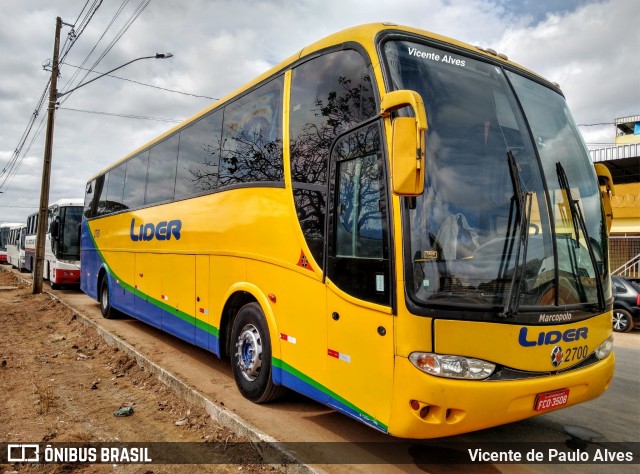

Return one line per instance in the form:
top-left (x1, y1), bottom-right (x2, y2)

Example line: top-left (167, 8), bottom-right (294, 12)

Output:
top-left (500, 151), bottom-right (533, 318)
top-left (556, 163), bottom-right (582, 248)
top-left (555, 162), bottom-right (605, 310)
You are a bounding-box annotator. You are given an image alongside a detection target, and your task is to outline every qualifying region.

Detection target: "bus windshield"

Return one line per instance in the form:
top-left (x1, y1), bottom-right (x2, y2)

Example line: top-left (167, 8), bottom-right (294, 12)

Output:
top-left (58, 206), bottom-right (82, 260)
top-left (0, 227), bottom-right (8, 250)
top-left (383, 40), bottom-right (609, 316)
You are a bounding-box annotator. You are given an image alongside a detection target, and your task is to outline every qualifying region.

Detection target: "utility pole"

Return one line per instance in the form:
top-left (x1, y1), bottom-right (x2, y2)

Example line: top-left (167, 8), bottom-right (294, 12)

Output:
top-left (33, 16), bottom-right (61, 294)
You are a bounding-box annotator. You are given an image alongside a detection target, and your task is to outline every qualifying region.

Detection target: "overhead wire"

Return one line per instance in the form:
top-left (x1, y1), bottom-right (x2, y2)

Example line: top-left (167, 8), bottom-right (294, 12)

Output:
top-left (59, 106), bottom-right (182, 123)
top-left (1, 0), bottom-right (145, 197)
top-left (0, 82), bottom-right (49, 189)
top-left (58, 0), bottom-right (133, 100)
top-left (0, 112), bottom-right (48, 192)
top-left (59, 0), bottom-right (96, 62)
top-left (1, 0), bottom-right (104, 190)
top-left (62, 62), bottom-right (217, 100)
top-left (58, 0), bottom-right (153, 105)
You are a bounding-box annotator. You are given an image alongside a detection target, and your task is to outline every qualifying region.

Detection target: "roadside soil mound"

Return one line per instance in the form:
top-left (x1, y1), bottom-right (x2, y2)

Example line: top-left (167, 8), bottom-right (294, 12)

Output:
top-left (0, 270), bottom-right (275, 473)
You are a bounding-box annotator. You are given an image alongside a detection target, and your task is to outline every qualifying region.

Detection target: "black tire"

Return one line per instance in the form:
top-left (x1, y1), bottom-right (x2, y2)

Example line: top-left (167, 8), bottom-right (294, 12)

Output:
top-left (612, 308), bottom-right (633, 333)
top-left (230, 302), bottom-right (286, 403)
top-left (99, 276), bottom-right (115, 319)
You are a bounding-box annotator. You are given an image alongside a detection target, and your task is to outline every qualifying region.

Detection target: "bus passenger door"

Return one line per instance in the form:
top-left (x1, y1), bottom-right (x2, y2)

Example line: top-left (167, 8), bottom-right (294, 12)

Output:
top-left (161, 254), bottom-right (196, 344)
top-left (194, 255), bottom-right (213, 351)
top-left (325, 122), bottom-right (394, 431)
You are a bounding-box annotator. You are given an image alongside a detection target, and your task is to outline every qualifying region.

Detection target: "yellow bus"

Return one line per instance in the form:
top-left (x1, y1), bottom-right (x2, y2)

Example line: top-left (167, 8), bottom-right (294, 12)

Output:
top-left (81, 23), bottom-right (615, 438)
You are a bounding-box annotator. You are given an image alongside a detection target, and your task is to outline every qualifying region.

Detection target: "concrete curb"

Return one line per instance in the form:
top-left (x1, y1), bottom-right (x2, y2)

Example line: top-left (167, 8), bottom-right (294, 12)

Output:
top-left (2, 267), bottom-right (318, 473)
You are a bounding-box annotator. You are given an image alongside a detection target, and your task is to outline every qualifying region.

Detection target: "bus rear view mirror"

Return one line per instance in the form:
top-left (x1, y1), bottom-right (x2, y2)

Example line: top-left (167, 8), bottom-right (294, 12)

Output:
top-left (49, 218), bottom-right (60, 239)
top-left (380, 90), bottom-right (428, 196)
top-left (392, 117), bottom-right (425, 196)
top-left (594, 163), bottom-right (615, 233)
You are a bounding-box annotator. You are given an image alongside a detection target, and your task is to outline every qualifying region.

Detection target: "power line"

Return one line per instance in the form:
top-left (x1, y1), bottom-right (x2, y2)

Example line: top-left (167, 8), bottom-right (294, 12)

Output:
top-left (59, 0), bottom-right (104, 64)
top-left (58, 106), bottom-right (182, 123)
top-left (1, 0), bottom-right (147, 196)
top-left (0, 81), bottom-right (49, 191)
top-left (62, 62), bottom-right (217, 100)
top-left (59, 0), bottom-right (149, 103)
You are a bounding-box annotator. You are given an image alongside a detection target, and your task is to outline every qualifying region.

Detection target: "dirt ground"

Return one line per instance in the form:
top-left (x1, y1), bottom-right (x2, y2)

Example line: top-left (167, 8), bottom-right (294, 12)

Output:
top-left (0, 269), bottom-right (280, 473)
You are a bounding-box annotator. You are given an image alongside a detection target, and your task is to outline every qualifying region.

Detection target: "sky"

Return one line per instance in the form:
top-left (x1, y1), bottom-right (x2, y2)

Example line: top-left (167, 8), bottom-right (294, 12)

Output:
top-left (0, 0), bottom-right (638, 223)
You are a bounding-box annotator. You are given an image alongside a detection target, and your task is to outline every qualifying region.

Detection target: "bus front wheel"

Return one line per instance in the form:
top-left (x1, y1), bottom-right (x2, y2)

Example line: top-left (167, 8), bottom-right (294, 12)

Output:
top-left (230, 303), bottom-right (286, 403)
top-left (99, 277), bottom-right (115, 319)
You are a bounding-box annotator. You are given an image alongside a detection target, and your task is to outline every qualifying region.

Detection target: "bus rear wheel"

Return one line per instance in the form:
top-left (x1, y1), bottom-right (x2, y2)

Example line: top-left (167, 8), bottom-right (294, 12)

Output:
top-left (99, 277), bottom-right (115, 319)
top-left (231, 303), bottom-right (286, 403)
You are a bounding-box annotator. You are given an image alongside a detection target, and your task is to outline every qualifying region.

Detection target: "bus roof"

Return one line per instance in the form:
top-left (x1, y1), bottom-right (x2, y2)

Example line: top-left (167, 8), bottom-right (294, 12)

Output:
top-left (49, 198), bottom-right (84, 208)
top-left (88, 22), bottom-right (544, 180)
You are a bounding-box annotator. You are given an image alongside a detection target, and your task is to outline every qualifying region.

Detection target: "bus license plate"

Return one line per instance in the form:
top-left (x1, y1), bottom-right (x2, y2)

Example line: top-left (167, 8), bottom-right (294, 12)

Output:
top-left (534, 388), bottom-right (570, 411)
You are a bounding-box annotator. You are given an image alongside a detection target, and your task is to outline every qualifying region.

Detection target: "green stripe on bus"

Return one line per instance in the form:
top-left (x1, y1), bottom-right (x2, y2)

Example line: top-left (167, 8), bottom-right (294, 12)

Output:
top-left (273, 358), bottom-right (387, 431)
top-left (88, 223), bottom-right (219, 338)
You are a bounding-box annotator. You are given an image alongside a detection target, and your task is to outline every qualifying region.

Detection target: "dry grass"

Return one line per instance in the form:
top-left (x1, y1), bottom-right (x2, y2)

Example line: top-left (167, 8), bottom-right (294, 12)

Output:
top-left (32, 381), bottom-right (57, 415)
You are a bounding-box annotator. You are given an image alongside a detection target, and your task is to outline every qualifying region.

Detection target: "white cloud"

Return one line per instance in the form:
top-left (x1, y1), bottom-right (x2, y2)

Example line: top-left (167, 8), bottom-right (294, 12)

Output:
top-left (496, 0), bottom-right (640, 147)
top-left (0, 0), bottom-right (635, 222)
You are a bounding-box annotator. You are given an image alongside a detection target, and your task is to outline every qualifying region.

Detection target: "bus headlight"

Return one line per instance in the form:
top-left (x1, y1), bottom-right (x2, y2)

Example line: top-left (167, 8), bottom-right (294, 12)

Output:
top-left (409, 352), bottom-right (495, 380)
top-left (595, 335), bottom-right (613, 360)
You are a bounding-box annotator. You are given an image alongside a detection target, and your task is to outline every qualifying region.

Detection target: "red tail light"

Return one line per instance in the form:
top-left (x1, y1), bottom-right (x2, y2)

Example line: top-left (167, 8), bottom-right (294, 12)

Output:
top-left (636, 294), bottom-right (640, 307)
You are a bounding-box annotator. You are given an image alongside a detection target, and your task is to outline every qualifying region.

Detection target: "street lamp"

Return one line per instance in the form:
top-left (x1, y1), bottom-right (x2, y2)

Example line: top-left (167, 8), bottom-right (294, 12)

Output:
top-left (32, 15), bottom-right (173, 294)
top-left (57, 53), bottom-right (173, 98)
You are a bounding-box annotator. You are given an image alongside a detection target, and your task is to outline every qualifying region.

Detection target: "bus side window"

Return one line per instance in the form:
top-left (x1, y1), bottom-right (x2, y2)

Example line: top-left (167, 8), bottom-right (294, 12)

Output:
top-left (96, 172), bottom-right (110, 216)
top-left (123, 151), bottom-right (149, 210)
top-left (289, 48), bottom-right (377, 270)
top-left (146, 134), bottom-right (179, 205)
top-left (219, 76), bottom-right (284, 187)
top-left (336, 154), bottom-right (384, 259)
top-left (175, 109), bottom-right (223, 198)
top-left (105, 164), bottom-right (127, 214)
top-left (84, 181), bottom-right (95, 219)
top-left (328, 123), bottom-right (391, 306)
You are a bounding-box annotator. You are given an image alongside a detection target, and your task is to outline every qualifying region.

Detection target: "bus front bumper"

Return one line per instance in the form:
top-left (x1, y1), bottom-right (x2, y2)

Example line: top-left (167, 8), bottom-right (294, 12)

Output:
top-left (386, 352), bottom-right (615, 439)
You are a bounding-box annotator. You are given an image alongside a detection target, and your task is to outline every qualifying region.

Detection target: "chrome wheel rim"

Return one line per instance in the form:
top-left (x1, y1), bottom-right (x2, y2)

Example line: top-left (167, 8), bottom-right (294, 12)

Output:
top-left (612, 312), bottom-right (628, 331)
top-left (235, 323), bottom-right (262, 381)
top-left (101, 284), bottom-right (108, 312)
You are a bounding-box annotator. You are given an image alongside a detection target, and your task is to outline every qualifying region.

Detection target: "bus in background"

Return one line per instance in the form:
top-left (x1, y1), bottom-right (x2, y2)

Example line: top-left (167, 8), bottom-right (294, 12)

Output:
top-left (6, 223), bottom-right (27, 271)
top-left (26, 199), bottom-right (83, 288)
top-left (24, 212), bottom-right (38, 273)
top-left (0, 223), bottom-right (23, 265)
top-left (81, 23), bottom-right (614, 438)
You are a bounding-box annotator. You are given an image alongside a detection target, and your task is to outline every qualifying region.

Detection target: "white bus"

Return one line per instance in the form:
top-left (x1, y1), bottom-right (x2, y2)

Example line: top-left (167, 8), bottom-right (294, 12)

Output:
top-left (24, 212), bottom-right (38, 273)
top-left (25, 199), bottom-right (84, 288)
top-left (0, 223), bottom-right (23, 265)
top-left (6, 224), bottom-right (27, 271)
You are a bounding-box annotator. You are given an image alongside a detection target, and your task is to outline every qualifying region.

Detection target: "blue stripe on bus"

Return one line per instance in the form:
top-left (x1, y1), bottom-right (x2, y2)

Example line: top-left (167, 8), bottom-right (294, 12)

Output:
top-left (273, 360), bottom-right (388, 433)
top-left (109, 273), bottom-right (221, 355)
top-left (81, 221), bottom-right (386, 432)
top-left (81, 220), bottom-right (221, 355)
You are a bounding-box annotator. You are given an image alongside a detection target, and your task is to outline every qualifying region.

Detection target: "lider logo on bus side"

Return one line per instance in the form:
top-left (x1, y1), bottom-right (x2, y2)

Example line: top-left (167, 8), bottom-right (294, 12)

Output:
top-left (129, 218), bottom-right (181, 241)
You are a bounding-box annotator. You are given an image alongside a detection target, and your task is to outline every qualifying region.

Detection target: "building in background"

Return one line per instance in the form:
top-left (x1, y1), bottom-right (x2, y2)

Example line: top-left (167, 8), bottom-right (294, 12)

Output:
top-left (590, 115), bottom-right (640, 280)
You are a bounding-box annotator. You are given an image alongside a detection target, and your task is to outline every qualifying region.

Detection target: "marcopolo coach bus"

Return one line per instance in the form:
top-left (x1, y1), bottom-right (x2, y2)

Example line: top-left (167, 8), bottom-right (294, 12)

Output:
top-left (25, 199), bottom-right (84, 288)
top-left (0, 223), bottom-right (24, 265)
top-left (81, 23), bottom-right (615, 438)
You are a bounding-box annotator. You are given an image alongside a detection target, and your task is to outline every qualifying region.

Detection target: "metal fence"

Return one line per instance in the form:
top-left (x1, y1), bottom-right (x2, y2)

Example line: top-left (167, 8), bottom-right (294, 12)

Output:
top-left (610, 235), bottom-right (640, 279)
